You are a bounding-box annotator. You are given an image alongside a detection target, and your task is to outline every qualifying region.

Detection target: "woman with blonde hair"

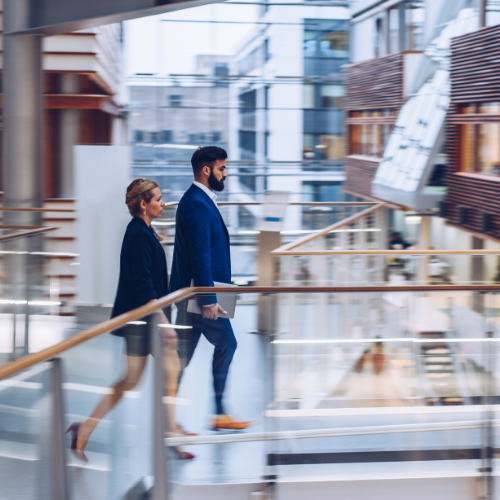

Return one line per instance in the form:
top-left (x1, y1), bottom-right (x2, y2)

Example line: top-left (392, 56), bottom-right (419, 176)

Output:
top-left (67, 178), bottom-right (195, 461)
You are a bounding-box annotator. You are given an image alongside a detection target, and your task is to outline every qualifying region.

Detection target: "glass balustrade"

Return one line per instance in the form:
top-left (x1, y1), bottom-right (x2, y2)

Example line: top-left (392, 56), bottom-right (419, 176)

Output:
top-left (0, 229), bottom-right (76, 367)
top-left (1, 287), bottom-right (499, 499)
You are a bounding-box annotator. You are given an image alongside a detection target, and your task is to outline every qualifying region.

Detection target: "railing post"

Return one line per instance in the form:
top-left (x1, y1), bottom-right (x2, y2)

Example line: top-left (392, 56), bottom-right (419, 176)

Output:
top-left (39, 357), bottom-right (71, 500)
top-left (150, 312), bottom-right (170, 500)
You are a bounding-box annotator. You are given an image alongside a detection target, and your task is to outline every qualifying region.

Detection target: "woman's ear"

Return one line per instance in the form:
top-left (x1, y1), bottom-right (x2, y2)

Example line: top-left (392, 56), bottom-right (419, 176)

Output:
top-left (139, 199), bottom-right (147, 212)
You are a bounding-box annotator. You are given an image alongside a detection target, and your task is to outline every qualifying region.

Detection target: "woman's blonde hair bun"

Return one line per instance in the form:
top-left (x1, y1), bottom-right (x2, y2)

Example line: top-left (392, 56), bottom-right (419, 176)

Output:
top-left (126, 178), bottom-right (163, 241)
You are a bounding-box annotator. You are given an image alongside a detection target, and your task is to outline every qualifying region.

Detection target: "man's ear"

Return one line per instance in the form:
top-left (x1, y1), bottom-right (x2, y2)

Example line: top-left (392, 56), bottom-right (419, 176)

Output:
top-left (202, 165), bottom-right (210, 177)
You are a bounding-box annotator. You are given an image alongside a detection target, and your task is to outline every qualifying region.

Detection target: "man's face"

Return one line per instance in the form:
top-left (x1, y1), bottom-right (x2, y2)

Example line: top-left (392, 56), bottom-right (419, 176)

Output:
top-left (208, 159), bottom-right (227, 192)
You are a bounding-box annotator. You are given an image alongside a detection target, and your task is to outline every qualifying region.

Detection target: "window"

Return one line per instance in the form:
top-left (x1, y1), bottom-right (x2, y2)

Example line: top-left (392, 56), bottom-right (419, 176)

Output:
top-left (304, 31), bottom-right (317, 57)
top-left (319, 31), bottom-right (348, 58)
top-left (303, 133), bottom-right (343, 159)
top-left (375, 17), bottom-right (385, 58)
top-left (303, 84), bottom-right (344, 109)
top-left (160, 130), bottom-right (172, 143)
top-left (303, 85), bottom-right (315, 108)
top-left (212, 131), bottom-right (222, 142)
top-left (239, 90), bottom-right (257, 113)
top-left (169, 95), bottom-right (182, 107)
top-left (239, 130), bottom-right (256, 152)
top-left (134, 130), bottom-right (144, 142)
top-left (321, 85), bottom-right (344, 108)
top-left (389, 6), bottom-right (400, 54)
top-left (348, 110), bottom-right (395, 158)
top-left (239, 47), bottom-right (261, 75)
top-left (459, 103), bottom-right (500, 175)
top-left (264, 39), bottom-right (271, 62)
top-left (303, 181), bottom-right (343, 202)
top-left (406, 1), bottom-right (425, 51)
top-left (214, 62), bottom-right (229, 77)
top-left (486, 0), bottom-right (500, 27)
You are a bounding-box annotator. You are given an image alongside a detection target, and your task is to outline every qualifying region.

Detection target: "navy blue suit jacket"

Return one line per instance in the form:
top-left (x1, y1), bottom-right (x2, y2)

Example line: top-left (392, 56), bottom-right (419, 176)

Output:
top-left (111, 217), bottom-right (170, 335)
top-left (169, 184), bottom-right (231, 306)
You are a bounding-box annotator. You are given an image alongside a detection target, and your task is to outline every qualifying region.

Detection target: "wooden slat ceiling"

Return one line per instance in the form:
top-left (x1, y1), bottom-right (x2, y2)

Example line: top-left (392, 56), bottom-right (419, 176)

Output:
top-left (344, 53), bottom-right (404, 110)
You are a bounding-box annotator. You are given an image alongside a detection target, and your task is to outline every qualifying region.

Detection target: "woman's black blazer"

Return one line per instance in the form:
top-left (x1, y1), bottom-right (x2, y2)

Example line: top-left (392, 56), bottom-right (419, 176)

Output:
top-left (111, 217), bottom-right (170, 336)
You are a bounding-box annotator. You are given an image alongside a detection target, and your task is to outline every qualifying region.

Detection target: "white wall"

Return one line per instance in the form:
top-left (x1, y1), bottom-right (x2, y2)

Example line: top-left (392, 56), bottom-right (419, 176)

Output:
top-left (75, 146), bottom-right (132, 305)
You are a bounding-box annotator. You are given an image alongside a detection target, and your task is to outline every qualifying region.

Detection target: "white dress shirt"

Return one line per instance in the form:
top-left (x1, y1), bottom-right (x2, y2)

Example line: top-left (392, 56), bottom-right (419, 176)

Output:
top-left (192, 181), bottom-right (218, 307)
top-left (193, 181), bottom-right (217, 207)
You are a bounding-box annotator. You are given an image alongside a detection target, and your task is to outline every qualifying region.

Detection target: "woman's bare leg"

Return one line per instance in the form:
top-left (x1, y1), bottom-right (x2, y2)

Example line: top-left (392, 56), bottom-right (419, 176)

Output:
top-left (163, 341), bottom-right (184, 435)
top-left (76, 355), bottom-right (148, 453)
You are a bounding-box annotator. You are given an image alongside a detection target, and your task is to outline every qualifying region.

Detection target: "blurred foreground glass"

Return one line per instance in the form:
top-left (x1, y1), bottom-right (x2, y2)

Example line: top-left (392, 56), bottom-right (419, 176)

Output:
top-left (1, 287), bottom-right (499, 499)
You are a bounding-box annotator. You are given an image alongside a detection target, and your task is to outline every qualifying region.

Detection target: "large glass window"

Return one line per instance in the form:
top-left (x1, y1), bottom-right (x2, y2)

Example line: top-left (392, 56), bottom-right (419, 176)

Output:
top-left (459, 103), bottom-right (500, 175)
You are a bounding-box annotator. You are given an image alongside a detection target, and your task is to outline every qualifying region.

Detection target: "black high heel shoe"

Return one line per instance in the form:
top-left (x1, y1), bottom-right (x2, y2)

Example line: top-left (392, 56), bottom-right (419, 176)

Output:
top-left (66, 423), bottom-right (89, 463)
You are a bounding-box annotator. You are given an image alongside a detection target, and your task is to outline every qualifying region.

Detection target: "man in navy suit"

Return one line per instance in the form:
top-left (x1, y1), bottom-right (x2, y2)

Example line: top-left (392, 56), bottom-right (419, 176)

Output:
top-left (170, 146), bottom-right (253, 430)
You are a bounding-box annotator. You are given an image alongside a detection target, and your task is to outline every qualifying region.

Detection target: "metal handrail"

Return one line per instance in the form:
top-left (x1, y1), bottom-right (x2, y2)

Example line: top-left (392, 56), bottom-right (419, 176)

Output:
top-left (1, 284), bottom-right (499, 381)
top-left (271, 203), bottom-right (386, 254)
top-left (0, 226), bottom-right (58, 242)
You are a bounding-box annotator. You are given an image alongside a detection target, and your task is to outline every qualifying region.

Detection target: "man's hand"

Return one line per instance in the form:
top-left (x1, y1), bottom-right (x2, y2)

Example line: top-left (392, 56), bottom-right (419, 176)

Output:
top-left (202, 303), bottom-right (227, 320)
top-left (161, 325), bottom-right (178, 350)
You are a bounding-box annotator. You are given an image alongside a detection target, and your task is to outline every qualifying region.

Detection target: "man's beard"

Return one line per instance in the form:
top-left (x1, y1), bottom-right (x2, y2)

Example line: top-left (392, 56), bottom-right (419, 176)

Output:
top-left (208, 168), bottom-right (225, 192)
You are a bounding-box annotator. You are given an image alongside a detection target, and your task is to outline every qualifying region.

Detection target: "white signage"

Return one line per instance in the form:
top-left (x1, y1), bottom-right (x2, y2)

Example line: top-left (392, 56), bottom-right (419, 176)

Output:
top-left (256, 190), bottom-right (289, 232)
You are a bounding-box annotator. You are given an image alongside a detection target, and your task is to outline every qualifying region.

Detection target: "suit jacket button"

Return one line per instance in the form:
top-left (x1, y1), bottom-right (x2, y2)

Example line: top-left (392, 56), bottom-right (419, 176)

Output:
top-left (228, 263), bottom-right (231, 267)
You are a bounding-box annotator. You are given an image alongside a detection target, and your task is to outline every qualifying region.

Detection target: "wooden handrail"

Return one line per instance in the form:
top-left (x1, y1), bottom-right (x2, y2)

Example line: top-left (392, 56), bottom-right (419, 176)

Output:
top-left (0, 207), bottom-right (75, 212)
top-left (0, 226), bottom-right (58, 242)
top-left (271, 203), bottom-right (387, 254)
top-left (163, 201), bottom-right (376, 207)
top-left (1, 284), bottom-right (500, 381)
top-left (271, 249), bottom-right (500, 256)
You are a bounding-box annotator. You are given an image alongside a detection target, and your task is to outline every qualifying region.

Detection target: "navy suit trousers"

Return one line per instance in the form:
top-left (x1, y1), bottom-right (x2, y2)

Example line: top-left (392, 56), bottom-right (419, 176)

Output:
top-left (176, 301), bottom-right (237, 415)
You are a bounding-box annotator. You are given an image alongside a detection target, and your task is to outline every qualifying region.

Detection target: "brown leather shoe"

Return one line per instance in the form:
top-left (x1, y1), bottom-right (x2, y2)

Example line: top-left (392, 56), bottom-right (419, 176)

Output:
top-left (212, 414), bottom-right (257, 430)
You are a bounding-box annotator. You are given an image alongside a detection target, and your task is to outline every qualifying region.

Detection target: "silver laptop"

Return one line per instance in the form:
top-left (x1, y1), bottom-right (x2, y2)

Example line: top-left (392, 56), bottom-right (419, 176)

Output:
top-left (187, 281), bottom-right (238, 319)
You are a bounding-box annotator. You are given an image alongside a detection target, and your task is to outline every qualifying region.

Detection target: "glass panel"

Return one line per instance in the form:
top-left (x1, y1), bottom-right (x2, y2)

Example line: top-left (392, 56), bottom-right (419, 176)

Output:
top-left (389, 7), bottom-right (400, 54)
top-left (0, 361), bottom-right (46, 499)
top-left (320, 85), bottom-right (344, 108)
top-left (268, 289), bottom-right (497, 482)
top-left (319, 31), bottom-right (348, 58)
top-left (303, 84), bottom-right (315, 109)
top-left (478, 123), bottom-right (500, 175)
top-left (406, 1), bottom-right (425, 50)
top-left (479, 102), bottom-right (500, 114)
top-left (319, 134), bottom-right (343, 159)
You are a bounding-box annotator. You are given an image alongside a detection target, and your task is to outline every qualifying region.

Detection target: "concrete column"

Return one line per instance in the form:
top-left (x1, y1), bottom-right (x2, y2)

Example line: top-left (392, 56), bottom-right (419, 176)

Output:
top-left (3, 0), bottom-right (43, 226)
top-left (59, 74), bottom-right (80, 198)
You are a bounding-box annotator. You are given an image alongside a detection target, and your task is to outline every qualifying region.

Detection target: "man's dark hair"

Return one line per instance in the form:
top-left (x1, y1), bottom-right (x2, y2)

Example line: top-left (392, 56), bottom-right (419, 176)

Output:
top-left (191, 146), bottom-right (227, 175)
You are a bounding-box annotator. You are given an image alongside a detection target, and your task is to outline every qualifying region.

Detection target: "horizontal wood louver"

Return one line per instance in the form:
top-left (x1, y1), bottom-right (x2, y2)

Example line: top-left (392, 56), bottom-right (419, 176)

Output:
top-left (344, 53), bottom-right (404, 110)
top-left (444, 26), bottom-right (500, 240)
top-left (450, 24), bottom-right (500, 103)
top-left (343, 54), bottom-right (404, 201)
top-left (343, 156), bottom-right (381, 200)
